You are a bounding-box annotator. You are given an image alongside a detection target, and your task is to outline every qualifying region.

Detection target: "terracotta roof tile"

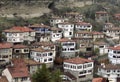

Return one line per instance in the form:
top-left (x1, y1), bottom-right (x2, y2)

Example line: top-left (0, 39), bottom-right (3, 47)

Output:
top-left (31, 42), bottom-right (55, 47)
top-left (0, 42), bottom-right (12, 49)
top-left (31, 47), bottom-right (53, 52)
top-left (50, 27), bottom-right (62, 31)
top-left (92, 31), bottom-right (103, 35)
top-left (4, 26), bottom-right (34, 33)
top-left (29, 24), bottom-right (50, 28)
top-left (109, 45), bottom-right (120, 50)
top-left (92, 77), bottom-right (106, 82)
top-left (0, 76), bottom-right (8, 82)
top-left (13, 44), bottom-right (28, 49)
top-left (57, 38), bottom-right (75, 42)
top-left (99, 64), bottom-right (120, 70)
top-left (23, 59), bottom-right (41, 66)
top-left (75, 22), bottom-right (91, 26)
top-left (8, 58), bottom-right (30, 78)
top-left (64, 57), bottom-right (93, 64)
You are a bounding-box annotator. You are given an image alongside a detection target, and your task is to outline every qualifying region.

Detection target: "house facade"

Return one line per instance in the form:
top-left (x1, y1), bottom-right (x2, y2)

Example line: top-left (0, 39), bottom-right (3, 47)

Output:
top-left (97, 64), bottom-right (120, 82)
top-left (64, 12), bottom-right (84, 22)
top-left (94, 41), bottom-right (108, 55)
top-left (30, 47), bottom-right (54, 68)
top-left (108, 44), bottom-right (120, 64)
top-left (2, 59), bottom-right (31, 82)
top-left (58, 22), bottom-right (74, 39)
top-left (0, 42), bottom-right (13, 63)
top-left (3, 26), bottom-right (35, 43)
top-left (29, 24), bottom-right (51, 42)
top-left (13, 44), bottom-right (29, 58)
top-left (95, 11), bottom-right (109, 23)
top-left (30, 42), bottom-right (56, 59)
top-left (50, 27), bottom-right (63, 42)
top-left (75, 22), bottom-right (92, 31)
top-left (50, 17), bottom-right (67, 26)
top-left (56, 38), bottom-right (76, 58)
top-left (23, 59), bottom-right (41, 75)
top-left (63, 57), bottom-right (94, 82)
top-left (103, 27), bottom-right (120, 39)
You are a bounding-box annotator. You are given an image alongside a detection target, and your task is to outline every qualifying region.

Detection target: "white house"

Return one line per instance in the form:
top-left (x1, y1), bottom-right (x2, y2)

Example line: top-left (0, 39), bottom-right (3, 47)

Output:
top-left (97, 64), bottom-right (120, 82)
top-left (29, 24), bottom-right (51, 42)
top-left (3, 26), bottom-right (35, 43)
top-left (103, 27), bottom-right (120, 39)
top-left (94, 41), bottom-right (109, 55)
top-left (30, 42), bottom-right (56, 59)
top-left (64, 57), bottom-right (94, 82)
top-left (30, 47), bottom-right (54, 68)
top-left (56, 38), bottom-right (77, 58)
top-left (104, 22), bottom-right (114, 29)
top-left (50, 16), bottom-right (68, 26)
top-left (75, 22), bottom-right (92, 32)
top-left (2, 59), bottom-right (31, 82)
top-left (0, 42), bottom-right (13, 63)
top-left (50, 27), bottom-right (63, 42)
top-left (108, 44), bottom-right (120, 64)
top-left (57, 22), bottom-right (74, 38)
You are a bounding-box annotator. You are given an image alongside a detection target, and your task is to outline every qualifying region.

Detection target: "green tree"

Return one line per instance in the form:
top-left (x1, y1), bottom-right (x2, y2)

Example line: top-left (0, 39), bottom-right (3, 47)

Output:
top-left (32, 64), bottom-right (62, 82)
top-left (32, 64), bottom-right (51, 82)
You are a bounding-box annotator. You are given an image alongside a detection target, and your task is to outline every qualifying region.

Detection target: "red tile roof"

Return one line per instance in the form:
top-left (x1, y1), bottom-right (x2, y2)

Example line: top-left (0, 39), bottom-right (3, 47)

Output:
top-left (99, 64), bottom-right (120, 70)
top-left (31, 41), bottom-right (55, 47)
top-left (8, 58), bottom-right (30, 78)
top-left (75, 22), bottom-right (91, 26)
top-left (92, 31), bottom-right (103, 35)
top-left (109, 45), bottom-right (120, 50)
top-left (57, 38), bottom-right (75, 42)
top-left (50, 27), bottom-right (62, 31)
top-left (0, 42), bottom-right (12, 49)
top-left (64, 57), bottom-right (93, 64)
top-left (31, 47), bottom-right (53, 52)
top-left (29, 24), bottom-right (50, 28)
top-left (13, 44), bottom-right (28, 49)
top-left (0, 76), bottom-right (8, 82)
top-left (4, 26), bottom-right (34, 33)
top-left (92, 77), bottom-right (107, 82)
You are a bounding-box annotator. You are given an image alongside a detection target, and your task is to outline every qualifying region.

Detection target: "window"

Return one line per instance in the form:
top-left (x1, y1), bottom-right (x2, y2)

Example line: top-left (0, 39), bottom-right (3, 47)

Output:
top-left (107, 70), bottom-right (110, 72)
top-left (86, 48), bottom-right (92, 51)
top-left (114, 51), bottom-right (116, 53)
top-left (24, 49), bottom-right (29, 52)
top-left (14, 78), bottom-right (18, 82)
top-left (48, 58), bottom-right (52, 61)
top-left (15, 50), bottom-right (20, 53)
top-left (69, 32), bottom-right (72, 35)
top-left (88, 64), bottom-right (92, 67)
top-left (78, 75), bottom-right (86, 78)
top-left (70, 48), bottom-right (74, 51)
top-left (99, 46), bottom-right (104, 48)
top-left (77, 66), bottom-right (82, 69)
top-left (83, 65), bottom-right (87, 68)
top-left (48, 53), bottom-right (53, 56)
top-left (21, 77), bottom-right (27, 81)
top-left (2, 55), bottom-right (8, 58)
top-left (44, 59), bottom-right (47, 62)
top-left (88, 70), bottom-right (92, 73)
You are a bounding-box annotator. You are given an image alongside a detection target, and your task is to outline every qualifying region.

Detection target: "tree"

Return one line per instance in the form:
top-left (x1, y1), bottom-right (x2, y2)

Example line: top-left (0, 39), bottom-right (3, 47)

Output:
top-left (32, 64), bottom-right (62, 82)
top-left (51, 69), bottom-right (62, 82)
top-left (32, 64), bottom-right (51, 82)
